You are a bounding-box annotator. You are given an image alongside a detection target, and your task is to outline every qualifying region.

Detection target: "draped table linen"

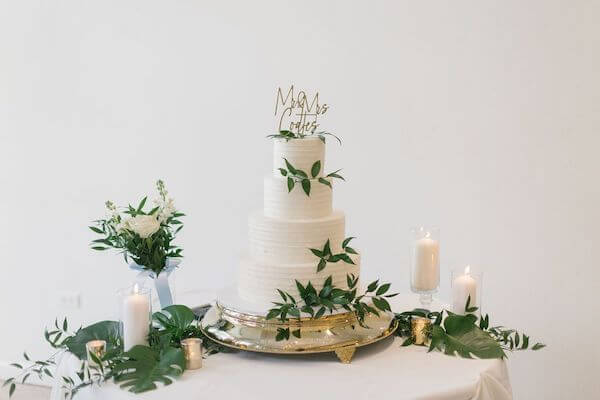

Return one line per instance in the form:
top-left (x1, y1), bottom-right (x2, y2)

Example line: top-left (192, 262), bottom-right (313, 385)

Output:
top-left (51, 292), bottom-right (512, 400)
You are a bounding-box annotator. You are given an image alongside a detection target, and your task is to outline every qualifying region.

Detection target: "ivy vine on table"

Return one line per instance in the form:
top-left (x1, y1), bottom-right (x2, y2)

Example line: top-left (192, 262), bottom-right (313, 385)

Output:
top-left (279, 158), bottom-right (344, 196)
top-left (267, 129), bottom-right (342, 144)
top-left (394, 296), bottom-right (546, 359)
top-left (2, 305), bottom-right (233, 399)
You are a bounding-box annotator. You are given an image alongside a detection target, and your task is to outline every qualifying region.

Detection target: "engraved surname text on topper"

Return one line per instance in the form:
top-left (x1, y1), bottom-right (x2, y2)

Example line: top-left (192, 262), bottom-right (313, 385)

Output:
top-left (274, 85), bottom-right (329, 135)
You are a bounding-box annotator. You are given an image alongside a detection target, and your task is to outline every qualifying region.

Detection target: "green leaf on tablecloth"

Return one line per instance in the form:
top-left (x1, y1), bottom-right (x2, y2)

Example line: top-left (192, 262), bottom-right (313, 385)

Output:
top-left (64, 321), bottom-right (121, 360)
top-left (112, 345), bottom-right (185, 393)
top-left (432, 314), bottom-right (506, 359)
top-left (153, 305), bottom-right (196, 330)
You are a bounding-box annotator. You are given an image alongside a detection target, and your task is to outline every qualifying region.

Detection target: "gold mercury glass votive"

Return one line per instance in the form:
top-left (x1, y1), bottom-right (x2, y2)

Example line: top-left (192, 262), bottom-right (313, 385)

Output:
top-left (181, 338), bottom-right (203, 370)
top-left (411, 317), bottom-right (432, 345)
top-left (86, 340), bottom-right (106, 366)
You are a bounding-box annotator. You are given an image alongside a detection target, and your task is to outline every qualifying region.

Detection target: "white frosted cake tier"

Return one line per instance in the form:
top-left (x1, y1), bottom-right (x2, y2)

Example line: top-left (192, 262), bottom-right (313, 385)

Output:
top-left (264, 175), bottom-right (333, 219)
top-left (248, 211), bottom-right (345, 264)
top-left (238, 254), bottom-right (361, 306)
top-left (272, 137), bottom-right (325, 177)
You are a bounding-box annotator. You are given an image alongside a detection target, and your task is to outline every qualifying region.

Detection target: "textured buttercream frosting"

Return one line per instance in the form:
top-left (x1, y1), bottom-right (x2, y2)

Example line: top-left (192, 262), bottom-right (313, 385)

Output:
top-left (264, 175), bottom-right (333, 219)
top-left (273, 137), bottom-right (325, 177)
top-left (248, 211), bottom-right (345, 264)
top-left (238, 254), bottom-right (360, 305)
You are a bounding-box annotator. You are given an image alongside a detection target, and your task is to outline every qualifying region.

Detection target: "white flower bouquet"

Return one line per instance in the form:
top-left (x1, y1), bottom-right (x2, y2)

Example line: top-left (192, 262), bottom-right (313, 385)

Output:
top-left (90, 180), bottom-right (184, 276)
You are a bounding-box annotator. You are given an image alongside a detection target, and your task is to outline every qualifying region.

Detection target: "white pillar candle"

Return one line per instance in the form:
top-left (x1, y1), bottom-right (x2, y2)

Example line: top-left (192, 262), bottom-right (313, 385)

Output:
top-left (411, 234), bottom-right (440, 291)
top-left (122, 284), bottom-right (150, 351)
top-left (452, 266), bottom-right (477, 314)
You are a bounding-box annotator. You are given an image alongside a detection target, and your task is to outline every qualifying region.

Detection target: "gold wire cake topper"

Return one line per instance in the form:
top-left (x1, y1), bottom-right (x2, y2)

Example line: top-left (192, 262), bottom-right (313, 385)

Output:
top-left (274, 85), bottom-right (329, 135)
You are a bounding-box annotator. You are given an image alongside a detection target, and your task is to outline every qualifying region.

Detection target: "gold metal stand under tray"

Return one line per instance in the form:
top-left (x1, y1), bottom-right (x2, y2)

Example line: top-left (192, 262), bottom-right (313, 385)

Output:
top-left (200, 301), bottom-right (398, 363)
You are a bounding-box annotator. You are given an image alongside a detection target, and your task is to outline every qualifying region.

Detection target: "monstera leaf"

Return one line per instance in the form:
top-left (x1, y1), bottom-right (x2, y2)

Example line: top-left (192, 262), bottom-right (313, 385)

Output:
top-left (112, 345), bottom-right (185, 393)
top-left (429, 313), bottom-right (505, 359)
top-left (153, 305), bottom-right (196, 330)
top-left (64, 321), bottom-right (121, 360)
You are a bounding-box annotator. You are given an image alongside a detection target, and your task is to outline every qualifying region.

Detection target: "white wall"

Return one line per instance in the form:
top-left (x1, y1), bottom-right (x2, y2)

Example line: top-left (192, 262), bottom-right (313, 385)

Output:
top-left (1, 1), bottom-right (598, 398)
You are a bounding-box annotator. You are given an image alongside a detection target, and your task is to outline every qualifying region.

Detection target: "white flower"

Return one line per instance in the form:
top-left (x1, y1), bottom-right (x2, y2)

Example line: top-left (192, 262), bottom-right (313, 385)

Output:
top-left (120, 215), bottom-right (160, 238)
top-left (153, 197), bottom-right (176, 223)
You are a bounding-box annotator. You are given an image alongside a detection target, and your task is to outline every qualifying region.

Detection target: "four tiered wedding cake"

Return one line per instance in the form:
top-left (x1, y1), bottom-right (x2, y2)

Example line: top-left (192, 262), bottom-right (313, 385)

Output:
top-left (238, 136), bottom-right (360, 306)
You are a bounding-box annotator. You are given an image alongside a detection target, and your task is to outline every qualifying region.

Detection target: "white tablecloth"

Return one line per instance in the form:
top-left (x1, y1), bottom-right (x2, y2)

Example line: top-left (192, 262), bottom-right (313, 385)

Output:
top-left (51, 293), bottom-right (512, 400)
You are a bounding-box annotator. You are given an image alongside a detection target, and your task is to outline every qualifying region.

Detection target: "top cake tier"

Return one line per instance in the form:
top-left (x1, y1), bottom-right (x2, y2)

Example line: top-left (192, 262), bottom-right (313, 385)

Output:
top-left (272, 137), bottom-right (325, 178)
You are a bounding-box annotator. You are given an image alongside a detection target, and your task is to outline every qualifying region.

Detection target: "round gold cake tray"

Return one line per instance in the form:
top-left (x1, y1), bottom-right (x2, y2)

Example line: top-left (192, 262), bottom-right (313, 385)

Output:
top-left (200, 301), bottom-right (398, 363)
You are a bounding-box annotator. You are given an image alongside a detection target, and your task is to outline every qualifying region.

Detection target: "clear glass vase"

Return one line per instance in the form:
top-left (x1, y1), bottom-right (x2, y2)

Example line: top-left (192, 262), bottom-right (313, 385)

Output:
top-left (117, 284), bottom-right (152, 351)
top-left (451, 266), bottom-right (483, 315)
top-left (409, 226), bottom-right (440, 307)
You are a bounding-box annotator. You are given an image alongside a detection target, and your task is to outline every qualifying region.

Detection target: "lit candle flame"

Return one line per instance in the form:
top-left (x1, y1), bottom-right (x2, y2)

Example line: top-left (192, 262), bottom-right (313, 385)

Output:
top-left (464, 265), bottom-right (471, 275)
top-left (133, 283), bottom-right (139, 294)
top-left (425, 231), bottom-right (431, 239)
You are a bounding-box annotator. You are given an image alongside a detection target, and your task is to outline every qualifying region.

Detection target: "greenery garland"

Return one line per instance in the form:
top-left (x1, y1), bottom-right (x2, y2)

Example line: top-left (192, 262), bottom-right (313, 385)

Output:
top-left (3, 305), bottom-right (231, 399)
top-left (3, 297), bottom-right (546, 398)
top-left (267, 274), bottom-right (398, 340)
top-left (394, 296), bottom-right (545, 358)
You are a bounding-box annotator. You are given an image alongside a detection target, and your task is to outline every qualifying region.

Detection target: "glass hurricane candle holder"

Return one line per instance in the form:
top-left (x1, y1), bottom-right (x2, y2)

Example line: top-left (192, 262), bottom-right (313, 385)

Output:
top-left (117, 284), bottom-right (152, 351)
top-left (181, 338), bottom-right (203, 370)
top-left (451, 266), bottom-right (483, 315)
top-left (409, 226), bottom-right (440, 307)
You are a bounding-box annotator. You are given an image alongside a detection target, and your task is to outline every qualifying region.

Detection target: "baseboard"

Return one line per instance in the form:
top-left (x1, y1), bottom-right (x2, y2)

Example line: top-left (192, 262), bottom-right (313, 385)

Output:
top-left (0, 361), bottom-right (52, 387)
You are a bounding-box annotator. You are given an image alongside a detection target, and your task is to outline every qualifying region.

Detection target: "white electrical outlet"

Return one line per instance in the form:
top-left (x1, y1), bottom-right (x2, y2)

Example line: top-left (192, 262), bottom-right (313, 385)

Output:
top-left (58, 291), bottom-right (82, 309)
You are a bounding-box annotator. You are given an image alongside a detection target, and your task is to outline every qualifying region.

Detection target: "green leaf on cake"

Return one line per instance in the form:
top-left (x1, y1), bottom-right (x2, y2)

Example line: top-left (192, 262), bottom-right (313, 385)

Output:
top-left (310, 248), bottom-right (323, 258)
top-left (345, 246), bottom-right (358, 254)
top-left (287, 177), bottom-right (295, 192)
top-left (284, 158), bottom-right (297, 174)
top-left (337, 253), bottom-right (355, 265)
top-left (311, 160), bottom-right (321, 178)
top-left (296, 170), bottom-right (308, 178)
top-left (277, 289), bottom-right (288, 302)
top-left (342, 237), bottom-right (355, 249)
top-left (318, 177), bottom-right (331, 188)
top-left (317, 259), bottom-right (327, 272)
top-left (323, 239), bottom-right (331, 256)
top-left (278, 168), bottom-right (288, 176)
top-left (326, 169), bottom-right (345, 181)
top-left (112, 345), bottom-right (185, 393)
top-left (301, 179), bottom-right (311, 196)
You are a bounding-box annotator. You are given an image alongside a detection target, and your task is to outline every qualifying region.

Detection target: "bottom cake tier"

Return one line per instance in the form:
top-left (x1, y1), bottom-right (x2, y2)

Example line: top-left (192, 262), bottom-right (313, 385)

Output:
top-left (238, 254), bottom-right (361, 307)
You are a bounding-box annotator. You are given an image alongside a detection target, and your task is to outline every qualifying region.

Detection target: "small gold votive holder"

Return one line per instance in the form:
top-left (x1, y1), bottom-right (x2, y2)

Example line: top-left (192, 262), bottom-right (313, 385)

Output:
top-left (86, 340), bottom-right (106, 367)
top-left (181, 338), bottom-right (203, 370)
top-left (411, 317), bottom-right (432, 345)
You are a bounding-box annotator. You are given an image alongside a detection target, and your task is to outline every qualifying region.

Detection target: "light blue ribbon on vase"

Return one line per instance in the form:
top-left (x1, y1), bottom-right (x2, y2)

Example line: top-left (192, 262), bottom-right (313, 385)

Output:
top-left (129, 258), bottom-right (181, 309)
